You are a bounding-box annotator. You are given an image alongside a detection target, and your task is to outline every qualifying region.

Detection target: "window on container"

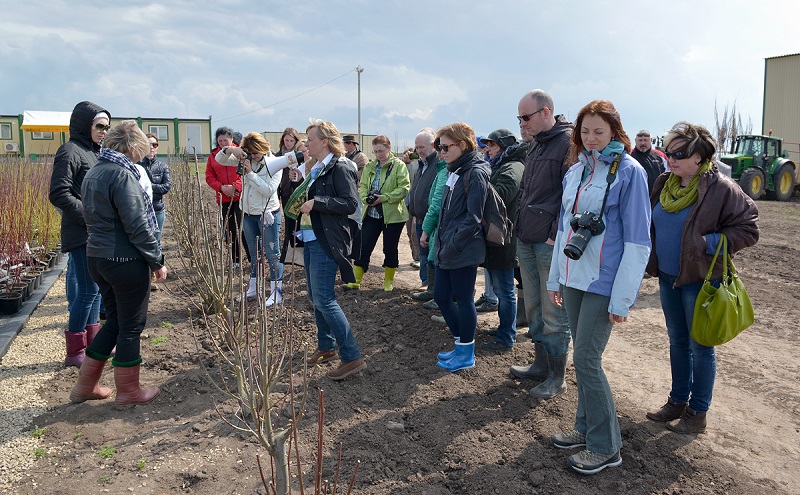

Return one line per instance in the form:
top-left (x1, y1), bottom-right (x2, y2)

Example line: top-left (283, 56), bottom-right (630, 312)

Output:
top-left (149, 125), bottom-right (168, 141)
top-left (0, 123), bottom-right (11, 139)
top-left (31, 132), bottom-right (54, 140)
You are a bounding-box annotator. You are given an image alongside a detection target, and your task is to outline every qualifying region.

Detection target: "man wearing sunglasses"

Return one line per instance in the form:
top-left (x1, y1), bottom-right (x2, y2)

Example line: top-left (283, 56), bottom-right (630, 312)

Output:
top-left (509, 89), bottom-right (573, 400)
top-left (631, 130), bottom-right (666, 192)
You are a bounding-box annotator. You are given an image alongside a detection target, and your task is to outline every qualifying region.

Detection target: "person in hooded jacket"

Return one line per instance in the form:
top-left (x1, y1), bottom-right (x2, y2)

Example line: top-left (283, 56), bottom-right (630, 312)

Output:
top-left (547, 100), bottom-right (651, 475)
top-left (432, 122), bottom-right (490, 372)
top-left (49, 101), bottom-right (110, 367)
top-left (477, 129), bottom-right (525, 352)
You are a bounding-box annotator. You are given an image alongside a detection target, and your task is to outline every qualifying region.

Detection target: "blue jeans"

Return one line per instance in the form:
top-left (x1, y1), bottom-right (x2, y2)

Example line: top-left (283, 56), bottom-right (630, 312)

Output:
top-left (433, 265), bottom-right (478, 343)
top-left (304, 240), bottom-right (361, 362)
top-left (66, 253), bottom-right (77, 312)
top-left (415, 222), bottom-right (429, 286)
top-left (154, 209), bottom-right (166, 251)
top-left (486, 268), bottom-right (516, 346)
top-left (68, 247), bottom-right (101, 333)
top-left (658, 272), bottom-right (717, 413)
top-left (562, 286), bottom-right (621, 454)
top-left (482, 267), bottom-right (498, 304)
top-left (517, 241), bottom-right (570, 355)
top-left (242, 212), bottom-right (283, 281)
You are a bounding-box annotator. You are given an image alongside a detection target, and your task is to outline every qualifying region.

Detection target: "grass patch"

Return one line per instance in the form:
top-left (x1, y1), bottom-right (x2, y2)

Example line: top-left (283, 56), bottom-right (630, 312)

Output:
top-left (73, 432), bottom-right (83, 440)
top-left (137, 458), bottom-right (146, 470)
top-left (99, 475), bottom-right (110, 485)
top-left (31, 426), bottom-right (47, 439)
top-left (151, 336), bottom-right (168, 344)
top-left (98, 446), bottom-right (116, 459)
top-left (159, 322), bottom-right (174, 329)
top-left (33, 447), bottom-right (46, 460)
top-left (786, 215), bottom-right (800, 221)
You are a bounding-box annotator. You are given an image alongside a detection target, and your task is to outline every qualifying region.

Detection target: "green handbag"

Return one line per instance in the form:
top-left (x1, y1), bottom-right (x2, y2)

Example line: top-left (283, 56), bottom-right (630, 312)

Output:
top-left (691, 233), bottom-right (754, 346)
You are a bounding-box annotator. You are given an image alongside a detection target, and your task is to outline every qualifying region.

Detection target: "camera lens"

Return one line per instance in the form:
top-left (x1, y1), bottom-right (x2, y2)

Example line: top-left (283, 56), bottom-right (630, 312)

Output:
top-left (564, 229), bottom-right (592, 260)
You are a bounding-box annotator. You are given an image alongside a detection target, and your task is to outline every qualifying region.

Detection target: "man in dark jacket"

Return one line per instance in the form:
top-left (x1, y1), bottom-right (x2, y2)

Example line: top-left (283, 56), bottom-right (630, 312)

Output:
top-left (479, 130), bottom-right (525, 352)
top-left (509, 89), bottom-right (572, 400)
top-left (49, 101), bottom-right (110, 367)
top-left (139, 133), bottom-right (172, 251)
top-left (631, 130), bottom-right (666, 192)
top-left (343, 135), bottom-right (368, 178)
top-left (406, 128), bottom-right (439, 289)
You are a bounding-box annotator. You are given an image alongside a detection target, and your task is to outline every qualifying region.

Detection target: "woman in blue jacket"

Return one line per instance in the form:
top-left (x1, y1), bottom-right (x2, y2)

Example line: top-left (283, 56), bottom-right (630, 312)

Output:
top-left (432, 123), bottom-right (490, 372)
top-left (546, 100), bottom-right (651, 475)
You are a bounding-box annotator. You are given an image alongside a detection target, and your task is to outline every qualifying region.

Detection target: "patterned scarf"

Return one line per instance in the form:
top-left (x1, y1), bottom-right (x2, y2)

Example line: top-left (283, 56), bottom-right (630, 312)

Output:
top-left (99, 148), bottom-right (158, 233)
top-left (659, 160), bottom-right (712, 212)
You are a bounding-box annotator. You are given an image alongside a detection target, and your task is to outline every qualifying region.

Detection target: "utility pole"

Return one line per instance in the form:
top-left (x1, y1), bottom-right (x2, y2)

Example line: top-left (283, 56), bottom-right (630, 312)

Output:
top-left (356, 65), bottom-right (364, 149)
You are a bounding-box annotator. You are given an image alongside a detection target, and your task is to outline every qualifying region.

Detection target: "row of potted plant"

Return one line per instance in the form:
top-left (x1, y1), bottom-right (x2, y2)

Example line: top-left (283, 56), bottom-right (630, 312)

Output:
top-left (0, 155), bottom-right (62, 315)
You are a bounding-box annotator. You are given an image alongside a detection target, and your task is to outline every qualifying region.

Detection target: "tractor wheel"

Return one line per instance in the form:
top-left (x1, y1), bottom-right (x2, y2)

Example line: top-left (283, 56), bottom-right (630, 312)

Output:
top-left (766, 163), bottom-right (796, 201)
top-left (738, 168), bottom-right (764, 200)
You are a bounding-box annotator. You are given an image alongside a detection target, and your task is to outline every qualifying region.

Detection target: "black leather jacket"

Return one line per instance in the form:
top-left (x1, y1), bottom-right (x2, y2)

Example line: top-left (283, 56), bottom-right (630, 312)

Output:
top-left (81, 160), bottom-right (164, 270)
top-left (138, 156), bottom-right (172, 212)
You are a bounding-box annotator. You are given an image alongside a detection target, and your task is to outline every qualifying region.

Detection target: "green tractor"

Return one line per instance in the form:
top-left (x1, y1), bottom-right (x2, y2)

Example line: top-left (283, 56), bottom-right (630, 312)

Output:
top-left (720, 133), bottom-right (797, 201)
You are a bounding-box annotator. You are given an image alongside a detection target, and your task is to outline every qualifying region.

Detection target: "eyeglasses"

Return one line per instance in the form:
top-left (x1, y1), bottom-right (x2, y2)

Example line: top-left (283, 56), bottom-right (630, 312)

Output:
top-left (665, 148), bottom-right (690, 161)
top-left (516, 108), bottom-right (545, 123)
top-left (149, 142), bottom-right (159, 148)
top-left (94, 123), bottom-right (111, 132)
top-left (436, 141), bottom-right (461, 153)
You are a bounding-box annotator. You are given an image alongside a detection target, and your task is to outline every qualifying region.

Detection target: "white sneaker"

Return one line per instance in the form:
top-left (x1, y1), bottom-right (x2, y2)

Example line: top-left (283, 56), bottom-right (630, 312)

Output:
top-left (265, 281), bottom-right (284, 307)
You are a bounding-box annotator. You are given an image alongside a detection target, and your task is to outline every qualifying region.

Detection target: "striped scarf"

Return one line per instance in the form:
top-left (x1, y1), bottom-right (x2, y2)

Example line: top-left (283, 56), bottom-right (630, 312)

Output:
top-left (99, 148), bottom-right (158, 234)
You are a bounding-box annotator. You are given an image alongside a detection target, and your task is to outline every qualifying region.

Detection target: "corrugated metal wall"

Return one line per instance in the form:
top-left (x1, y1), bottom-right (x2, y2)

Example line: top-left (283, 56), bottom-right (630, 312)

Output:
top-left (763, 54), bottom-right (800, 161)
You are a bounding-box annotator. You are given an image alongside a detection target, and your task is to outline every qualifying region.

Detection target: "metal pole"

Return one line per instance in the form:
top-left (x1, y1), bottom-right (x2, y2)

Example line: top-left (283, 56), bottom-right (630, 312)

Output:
top-left (356, 65), bottom-right (364, 148)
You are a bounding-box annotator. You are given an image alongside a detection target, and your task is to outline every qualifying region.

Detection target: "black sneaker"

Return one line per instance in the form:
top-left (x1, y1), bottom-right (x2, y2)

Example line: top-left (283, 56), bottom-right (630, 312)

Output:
top-left (475, 300), bottom-right (499, 313)
top-left (551, 429), bottom-right (586, 449)
top-left (568, 449), bottom-right (622, 475)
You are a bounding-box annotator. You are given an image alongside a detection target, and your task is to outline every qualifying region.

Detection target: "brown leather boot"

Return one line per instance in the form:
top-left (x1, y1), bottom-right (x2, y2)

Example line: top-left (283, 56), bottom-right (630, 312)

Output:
top-left (306, 349), bottom-right (337, 365)
top-left (666, 407), bottom-right (707, 434)
top-left (646, 397), bottom-right (688, 422)
top-left (327, 358), bottom-right (366, 381)
top-left (114, 364), bottom-right (160, 406)
top-left (69, 357), bottom-right (112, 403)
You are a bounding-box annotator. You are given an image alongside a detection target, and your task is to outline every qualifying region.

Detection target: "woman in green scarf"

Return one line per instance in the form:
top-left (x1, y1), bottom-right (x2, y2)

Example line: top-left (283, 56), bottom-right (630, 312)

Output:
top-left (645, 122), bottom-right (759, 434)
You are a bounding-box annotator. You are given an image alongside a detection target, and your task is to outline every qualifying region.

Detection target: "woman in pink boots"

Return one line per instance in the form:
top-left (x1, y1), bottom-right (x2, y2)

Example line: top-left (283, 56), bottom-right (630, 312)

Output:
top-left (69, 120), bottom-right (167, 406)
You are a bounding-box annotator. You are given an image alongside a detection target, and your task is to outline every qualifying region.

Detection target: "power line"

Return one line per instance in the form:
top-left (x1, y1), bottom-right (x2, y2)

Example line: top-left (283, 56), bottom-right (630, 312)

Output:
top-left (215, 69), bottom-right (356, 123)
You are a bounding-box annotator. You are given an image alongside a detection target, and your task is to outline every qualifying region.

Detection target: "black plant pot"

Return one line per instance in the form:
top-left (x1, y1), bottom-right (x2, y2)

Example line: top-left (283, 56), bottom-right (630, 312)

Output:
top-left (0, 291), bottom-right (23, 315)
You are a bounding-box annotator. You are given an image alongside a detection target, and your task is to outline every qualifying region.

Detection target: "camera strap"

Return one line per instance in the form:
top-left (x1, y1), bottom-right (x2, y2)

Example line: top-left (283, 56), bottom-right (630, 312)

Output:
top-left (571, 153), bottom-right (622, 216)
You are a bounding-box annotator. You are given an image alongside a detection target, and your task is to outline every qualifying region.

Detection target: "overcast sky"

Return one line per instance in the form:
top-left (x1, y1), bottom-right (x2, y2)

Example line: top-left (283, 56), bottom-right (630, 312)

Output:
top-left (2, 0), bottom-right (800, 150)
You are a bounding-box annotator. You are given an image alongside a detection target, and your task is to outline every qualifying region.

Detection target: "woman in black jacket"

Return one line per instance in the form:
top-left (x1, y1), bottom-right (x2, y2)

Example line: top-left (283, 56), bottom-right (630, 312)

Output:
top-left (69, 121), bottom-right (167, 406)
top-left (297, 120), bottom-right (365, 381)
top-left (48, 101), bottom-right (110, 367)
top-left (432, 122), bottom-right (490, 372)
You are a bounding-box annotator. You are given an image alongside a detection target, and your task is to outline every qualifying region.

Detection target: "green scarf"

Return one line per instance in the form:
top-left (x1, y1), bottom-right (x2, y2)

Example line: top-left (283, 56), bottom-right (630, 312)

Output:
top-left (659, 160), bottom-right (712, 212)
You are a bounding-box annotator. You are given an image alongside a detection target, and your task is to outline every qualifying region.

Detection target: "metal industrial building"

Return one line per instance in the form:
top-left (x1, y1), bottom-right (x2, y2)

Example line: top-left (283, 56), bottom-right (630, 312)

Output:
top-left (763, 53), bottom-right (800, 161)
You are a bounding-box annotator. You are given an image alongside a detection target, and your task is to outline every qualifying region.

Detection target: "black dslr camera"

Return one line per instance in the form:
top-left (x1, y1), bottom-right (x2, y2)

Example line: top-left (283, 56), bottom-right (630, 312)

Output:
top-left (366, 190), bottom-right (380, 205)
top-left (236, 152), bottom-right (254, 176)
top-left (563, 212), bottom-right (605, 260)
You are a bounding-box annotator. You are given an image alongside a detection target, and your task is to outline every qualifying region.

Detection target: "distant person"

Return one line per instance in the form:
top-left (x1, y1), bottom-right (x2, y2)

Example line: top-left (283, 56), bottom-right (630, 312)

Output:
top-left (216, 132), bottom-right (284, 305)
top-left (71, 120), bottom-right (167, 406)
top-left (477, 129), bottom-right (524, 352)
top-left (508, 89), bottom-right (572, 400)
top-left (645, 121), bottom-right (758, 434)
top-left (432, 123), bottom-right (490, 373)
top-left (343, 135), bottom-right (369, 178)
top-left (138, 133), bottom-right (172, 253)
top-left (631, 130), bottom-right (666, 192)
top-left (205, 126), bottom-right (249, 268)
top-left (49, 101), bottom-right (110, 367)
top-left (277, 128), bottom-right (305, 267)
top-left (406, 128), bottom-right (440, 292)
top-left (418, 138), bottom-right (448, 317)
top-left (347, 135), bottom-right (410, 292)
top-left (298, 120), bottom-right (365, 381)
top-left (402, 147), bottom-right (422, 269)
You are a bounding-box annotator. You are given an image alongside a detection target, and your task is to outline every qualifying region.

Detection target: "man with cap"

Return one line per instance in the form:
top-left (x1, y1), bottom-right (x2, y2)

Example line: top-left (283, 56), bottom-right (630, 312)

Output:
top-left (478, 129), bottom-right (525, 352)
top-left (473, 135), bottom-right (500, 313)
top-left (631, 130), bottom-right (666, 192)
top-left (343, 135), bottom-right (369, 179)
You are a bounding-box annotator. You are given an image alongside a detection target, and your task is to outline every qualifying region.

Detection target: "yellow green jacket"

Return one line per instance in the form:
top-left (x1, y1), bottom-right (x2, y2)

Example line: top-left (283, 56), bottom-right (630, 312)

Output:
top-left (359, 155), bottom-right (410, 224)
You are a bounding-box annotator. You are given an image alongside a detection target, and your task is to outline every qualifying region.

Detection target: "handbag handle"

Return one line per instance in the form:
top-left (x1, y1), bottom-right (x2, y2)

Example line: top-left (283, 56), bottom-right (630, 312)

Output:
top-left (703, 233), bottom-right (728, 284)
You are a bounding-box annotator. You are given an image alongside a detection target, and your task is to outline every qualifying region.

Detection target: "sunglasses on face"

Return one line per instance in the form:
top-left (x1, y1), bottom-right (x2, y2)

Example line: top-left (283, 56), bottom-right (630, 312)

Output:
top-left (665, 148), bottom-right (690, 160)
top-left (94, 123), bottom-right (111, 132)
top-left (436, 142), bottom-right (460, 153)
top-left (517, 107), bottom-right (545, 123)
top-left (149, 142), bottom-right (159, 148)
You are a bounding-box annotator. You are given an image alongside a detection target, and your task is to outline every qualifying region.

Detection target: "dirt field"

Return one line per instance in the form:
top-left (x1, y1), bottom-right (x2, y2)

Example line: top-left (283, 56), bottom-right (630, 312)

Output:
top-left (5, 194), bottom-right (800, 495)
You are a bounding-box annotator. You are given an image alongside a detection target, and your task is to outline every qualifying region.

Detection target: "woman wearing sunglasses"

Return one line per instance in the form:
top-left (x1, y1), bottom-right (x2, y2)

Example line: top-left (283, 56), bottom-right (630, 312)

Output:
top-left (49, 101), bottom-right (111, 367)
top-left (645, 122), bottom-right (758, 434)
top-left (432, 122), bottom-right (491, 372)
top-left (346, 135), bottom-right (410, 292)
top-left (546, 100), bottom-right (651, 474)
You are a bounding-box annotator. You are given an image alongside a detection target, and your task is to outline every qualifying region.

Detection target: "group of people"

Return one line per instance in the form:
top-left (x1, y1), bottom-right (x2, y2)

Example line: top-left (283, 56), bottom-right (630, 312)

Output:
top-left (51, 89), bottom-right (760, 476)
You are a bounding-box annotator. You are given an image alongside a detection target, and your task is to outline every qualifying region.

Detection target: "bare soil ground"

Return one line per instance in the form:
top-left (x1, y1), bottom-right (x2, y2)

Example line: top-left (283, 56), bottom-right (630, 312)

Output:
top-left (6, 195), bottom-right (800, 495)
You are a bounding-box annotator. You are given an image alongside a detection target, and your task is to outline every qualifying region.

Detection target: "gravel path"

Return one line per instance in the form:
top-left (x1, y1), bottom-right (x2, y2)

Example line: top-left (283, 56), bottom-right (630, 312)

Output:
top-left (0, 275), bottom-right (66, 491)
